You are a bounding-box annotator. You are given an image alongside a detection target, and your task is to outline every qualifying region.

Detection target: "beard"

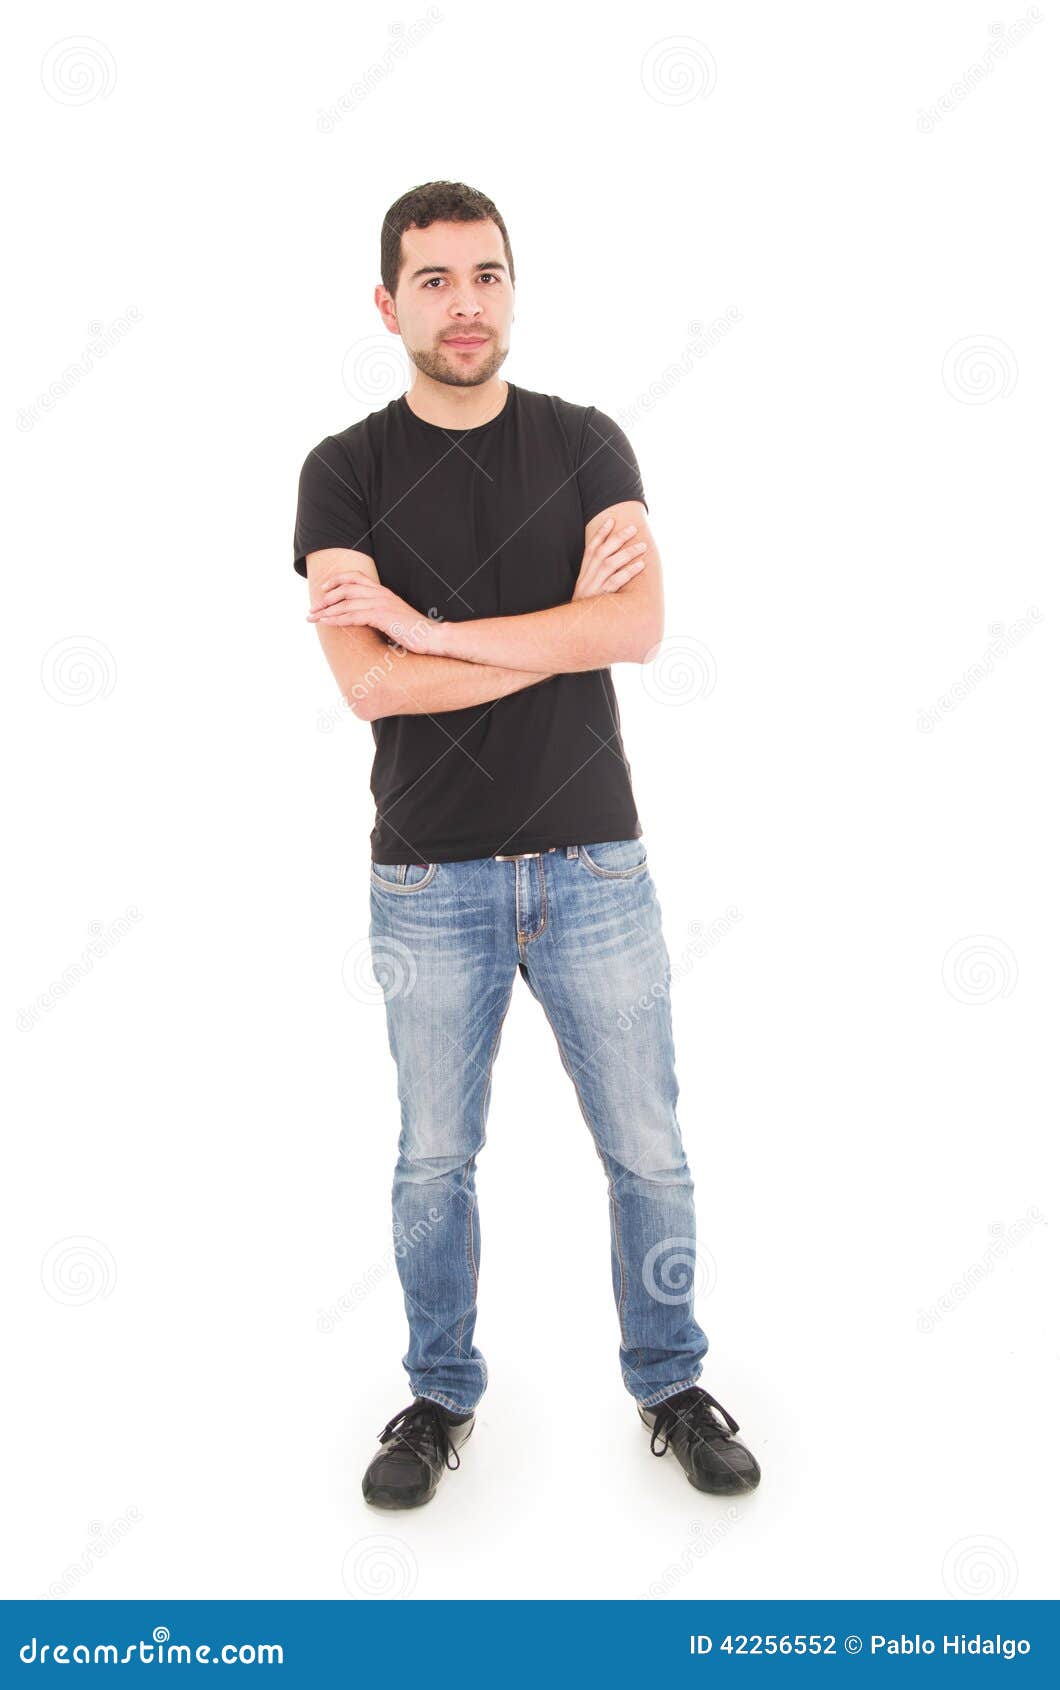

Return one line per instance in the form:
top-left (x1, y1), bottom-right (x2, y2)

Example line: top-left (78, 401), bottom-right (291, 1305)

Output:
top-left (407, 335), bottom-right (508, 388)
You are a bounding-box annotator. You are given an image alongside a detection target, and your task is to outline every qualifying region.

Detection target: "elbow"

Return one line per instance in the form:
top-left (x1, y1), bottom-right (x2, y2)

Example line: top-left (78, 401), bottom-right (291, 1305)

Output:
top-left (347, 658), bottom-right (398, 721)
top-left (625, 617), bottom-right (665, 665)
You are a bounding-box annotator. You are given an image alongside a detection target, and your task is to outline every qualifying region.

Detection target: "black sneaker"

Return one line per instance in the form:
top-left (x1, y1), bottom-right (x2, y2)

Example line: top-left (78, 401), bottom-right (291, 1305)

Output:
top-left (638, 1386), bottom-right (761, 1494)
top-left (362, 1397), bottom-right (475, 1509)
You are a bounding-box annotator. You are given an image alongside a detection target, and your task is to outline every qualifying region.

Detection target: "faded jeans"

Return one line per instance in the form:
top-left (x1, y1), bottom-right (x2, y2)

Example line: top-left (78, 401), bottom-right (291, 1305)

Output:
top-left (368, 838), bottom-right (709, 1416)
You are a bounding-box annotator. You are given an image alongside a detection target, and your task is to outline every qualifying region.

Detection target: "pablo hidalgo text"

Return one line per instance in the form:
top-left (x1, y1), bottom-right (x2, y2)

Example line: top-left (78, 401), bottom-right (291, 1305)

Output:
top-left (871, 1635), bottom-right (1030, 1658)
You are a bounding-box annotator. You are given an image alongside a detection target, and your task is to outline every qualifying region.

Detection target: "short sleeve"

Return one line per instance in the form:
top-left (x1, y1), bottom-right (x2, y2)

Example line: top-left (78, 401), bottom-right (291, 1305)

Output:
top-left (292, 436), bottom-right (376, 577)
top-left (575, 406), bottom-right (648, 527)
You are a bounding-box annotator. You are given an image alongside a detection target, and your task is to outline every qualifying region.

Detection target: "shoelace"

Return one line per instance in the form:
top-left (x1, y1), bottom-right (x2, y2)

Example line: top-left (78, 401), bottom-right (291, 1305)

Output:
top-left (377, 1399), bottom-right (462, 1471)
top-left (649, 1387), bottom-right (741, 1458)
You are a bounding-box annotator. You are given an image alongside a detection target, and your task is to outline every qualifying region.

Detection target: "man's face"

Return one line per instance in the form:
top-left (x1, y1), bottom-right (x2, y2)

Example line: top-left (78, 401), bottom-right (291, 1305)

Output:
top-left (385, 219), bottom-right (513, 388)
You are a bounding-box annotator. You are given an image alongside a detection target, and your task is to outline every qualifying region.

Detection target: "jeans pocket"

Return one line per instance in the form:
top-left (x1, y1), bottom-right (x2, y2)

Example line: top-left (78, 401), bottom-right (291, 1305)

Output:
top-left (577, 838), bottom-right (649, 880)
top-left (369, 860), bottom-right (439, 893)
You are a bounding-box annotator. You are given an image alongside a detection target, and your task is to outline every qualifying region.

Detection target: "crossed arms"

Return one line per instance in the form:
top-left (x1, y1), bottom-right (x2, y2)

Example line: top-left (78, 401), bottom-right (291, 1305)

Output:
top-left (304, 501), bottom-right (663, 724)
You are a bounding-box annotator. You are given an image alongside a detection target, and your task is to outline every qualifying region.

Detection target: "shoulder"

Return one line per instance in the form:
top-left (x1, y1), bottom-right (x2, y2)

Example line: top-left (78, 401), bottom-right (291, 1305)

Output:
top-left (300, 396), bottom-right (399, 474)
top-left (515, 386), bottom-right (631, 458)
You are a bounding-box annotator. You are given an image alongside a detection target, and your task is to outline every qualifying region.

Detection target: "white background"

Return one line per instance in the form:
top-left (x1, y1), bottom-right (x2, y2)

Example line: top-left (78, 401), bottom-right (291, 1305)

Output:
top-left (6, 1), bottom-right (1058, 1602)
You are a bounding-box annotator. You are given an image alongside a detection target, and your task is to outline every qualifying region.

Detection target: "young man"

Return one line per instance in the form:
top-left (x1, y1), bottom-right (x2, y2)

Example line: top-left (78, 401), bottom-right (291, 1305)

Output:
top-left (292, 181), bottom-right (761, 1508)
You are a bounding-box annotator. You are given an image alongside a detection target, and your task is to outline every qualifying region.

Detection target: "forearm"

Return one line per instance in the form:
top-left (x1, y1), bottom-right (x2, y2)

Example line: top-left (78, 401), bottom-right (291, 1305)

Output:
top-left (347, 637), bottom-right (553, 721)
top-left (432, 594), bottom-right (654, 672)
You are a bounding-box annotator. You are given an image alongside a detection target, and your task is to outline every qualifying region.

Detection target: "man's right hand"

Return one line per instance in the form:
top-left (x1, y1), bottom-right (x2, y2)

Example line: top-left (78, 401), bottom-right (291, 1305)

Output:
top-left (572, 515), bottom-right (648, 600)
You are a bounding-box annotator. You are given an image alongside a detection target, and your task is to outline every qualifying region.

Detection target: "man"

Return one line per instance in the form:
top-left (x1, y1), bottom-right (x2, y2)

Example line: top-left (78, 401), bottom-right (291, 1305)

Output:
top-left (292, 181), bottom-right (760, 1508)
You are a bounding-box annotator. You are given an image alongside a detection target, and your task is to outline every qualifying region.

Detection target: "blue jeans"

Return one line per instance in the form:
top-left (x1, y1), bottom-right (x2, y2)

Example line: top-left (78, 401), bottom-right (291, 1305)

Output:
top-left (368, 838), bottom-right (709, 1416)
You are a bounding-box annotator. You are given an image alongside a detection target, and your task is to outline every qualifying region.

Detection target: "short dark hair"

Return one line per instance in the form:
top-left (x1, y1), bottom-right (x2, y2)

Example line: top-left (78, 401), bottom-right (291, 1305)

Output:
top-left (380, 181), bottom-right (515, 299)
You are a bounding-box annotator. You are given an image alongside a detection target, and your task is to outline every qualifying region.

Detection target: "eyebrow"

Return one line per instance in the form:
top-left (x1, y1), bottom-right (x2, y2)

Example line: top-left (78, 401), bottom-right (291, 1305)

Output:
top-left (407, 259), bottom-right (508, 281)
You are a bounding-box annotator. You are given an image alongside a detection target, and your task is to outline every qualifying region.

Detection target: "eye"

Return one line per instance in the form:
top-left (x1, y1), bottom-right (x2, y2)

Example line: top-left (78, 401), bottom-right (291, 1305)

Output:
top-left (422, 274), bottom-right (501, 288)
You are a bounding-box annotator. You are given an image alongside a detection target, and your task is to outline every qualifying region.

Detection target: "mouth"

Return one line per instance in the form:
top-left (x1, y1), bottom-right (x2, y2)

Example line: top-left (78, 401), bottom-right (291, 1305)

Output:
top-left (443, 336), bottom-right (488, 348)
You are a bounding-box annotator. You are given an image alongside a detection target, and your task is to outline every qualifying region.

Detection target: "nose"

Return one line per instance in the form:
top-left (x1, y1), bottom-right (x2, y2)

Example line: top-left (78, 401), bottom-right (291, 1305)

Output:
top-left (448, 290), bottom-right (483, 319)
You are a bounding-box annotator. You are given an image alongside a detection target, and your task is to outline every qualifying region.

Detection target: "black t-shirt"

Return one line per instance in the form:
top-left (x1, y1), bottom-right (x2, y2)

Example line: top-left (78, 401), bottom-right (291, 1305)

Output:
top-left (292, 381), bottom-right (648, 863)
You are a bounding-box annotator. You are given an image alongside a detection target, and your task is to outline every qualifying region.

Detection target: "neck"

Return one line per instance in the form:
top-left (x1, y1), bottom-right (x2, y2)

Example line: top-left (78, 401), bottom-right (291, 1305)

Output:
top-left (404, 376), bottom-right (508, 430)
